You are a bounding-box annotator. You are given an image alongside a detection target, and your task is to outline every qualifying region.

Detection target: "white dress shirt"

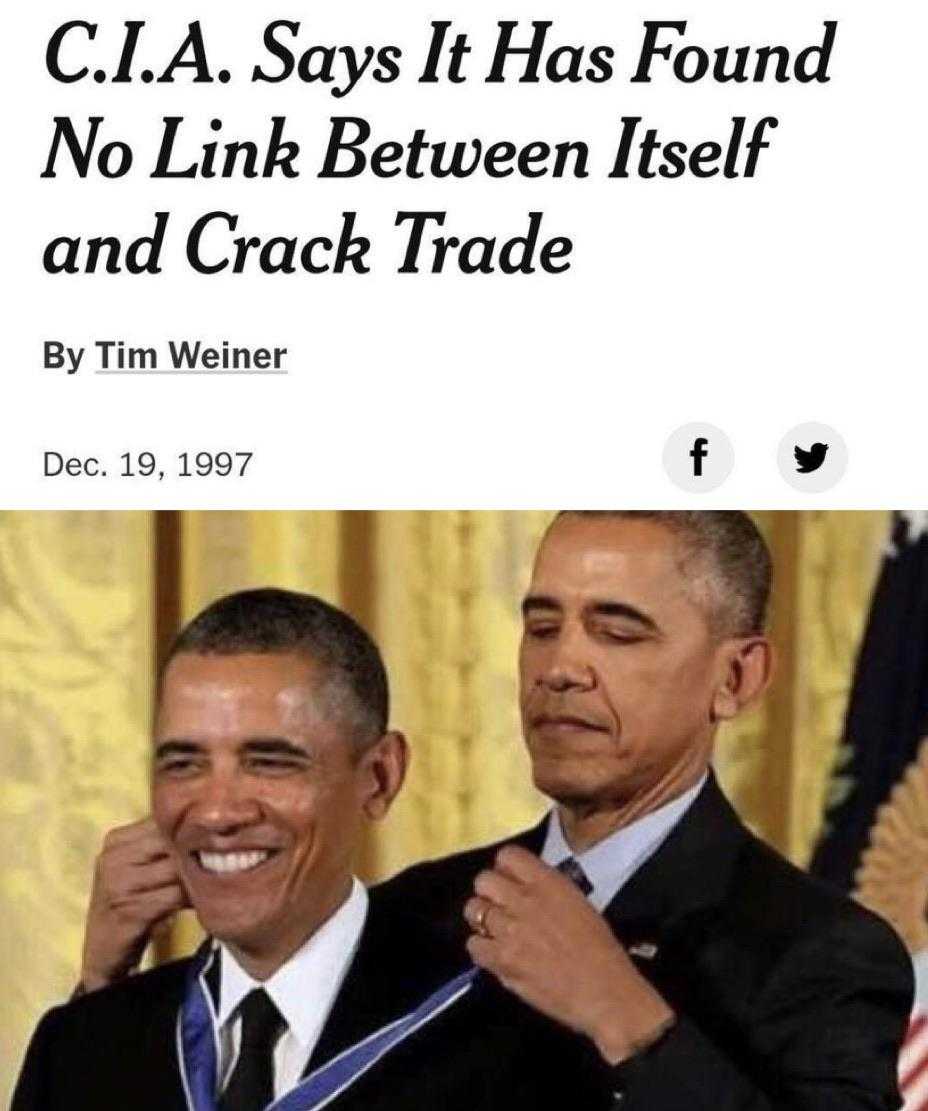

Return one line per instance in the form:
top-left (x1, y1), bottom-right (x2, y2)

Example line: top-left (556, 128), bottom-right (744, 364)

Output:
top-left (211, 877), bottom-right (368, 1100)
top-left (540, 774), bottom-right (707, 910)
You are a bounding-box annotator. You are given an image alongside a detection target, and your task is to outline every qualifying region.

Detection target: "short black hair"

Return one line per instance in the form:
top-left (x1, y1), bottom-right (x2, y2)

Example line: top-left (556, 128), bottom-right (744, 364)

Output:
top-left (164, 588), bottom-right (388, 742)
top-left (555, 511), bottom-right (771, 636)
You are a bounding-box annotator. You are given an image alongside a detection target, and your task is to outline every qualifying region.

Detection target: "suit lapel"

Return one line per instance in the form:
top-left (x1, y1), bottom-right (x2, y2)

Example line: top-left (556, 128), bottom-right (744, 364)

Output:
top-left (304, 896), bottom-right (469, 1077)
top-left (512, 816), bottom-right (549, 856)
top-left (602, 775), bottom-right (746, 940)
top-left (137, 960), bottom-right (196, 1110)
top-left (303, 822), bottom-right (549, 1081)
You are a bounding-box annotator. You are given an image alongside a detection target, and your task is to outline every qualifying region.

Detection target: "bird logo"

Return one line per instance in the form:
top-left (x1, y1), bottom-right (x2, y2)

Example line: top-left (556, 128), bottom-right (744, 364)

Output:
top-left (794, 442), bottom-right (828, 474)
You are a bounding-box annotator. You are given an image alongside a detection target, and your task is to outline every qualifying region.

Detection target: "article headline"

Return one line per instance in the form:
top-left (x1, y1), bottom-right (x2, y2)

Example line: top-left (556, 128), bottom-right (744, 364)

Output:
top-left (40, 19), bottom-right (838, 277)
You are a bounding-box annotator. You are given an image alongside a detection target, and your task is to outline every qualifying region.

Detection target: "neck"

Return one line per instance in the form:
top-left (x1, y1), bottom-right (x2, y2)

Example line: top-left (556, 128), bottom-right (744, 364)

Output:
top-left (224, 874), bottom-right (354, 982)
top-left (557, 764), bottom-right (706, 854)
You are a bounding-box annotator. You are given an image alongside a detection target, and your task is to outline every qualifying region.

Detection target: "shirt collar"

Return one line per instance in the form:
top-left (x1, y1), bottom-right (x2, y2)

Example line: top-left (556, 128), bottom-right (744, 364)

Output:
top-left (216, 877), bottom-right (368, 1048)
top-left (540, 773), bottom-right (707, 911)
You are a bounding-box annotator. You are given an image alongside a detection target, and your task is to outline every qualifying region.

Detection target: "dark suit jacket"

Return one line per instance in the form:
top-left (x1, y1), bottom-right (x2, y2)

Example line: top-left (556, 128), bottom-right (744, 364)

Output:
top-left (11, 895), bottom-right (474, 1111)
top-left (377, 774), bottom-right (915, 1109)
top-left (13, 778), bottom-right (914, 1110)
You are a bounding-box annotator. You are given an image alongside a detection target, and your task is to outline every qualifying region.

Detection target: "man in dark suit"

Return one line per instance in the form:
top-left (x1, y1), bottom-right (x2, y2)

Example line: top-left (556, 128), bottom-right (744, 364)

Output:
top-left (11, 589), bottom-right (474, 1111)
top-left (21, 513), bottom-right (915, 1109)
top-left (381, 511), bottom-right (914, 1108)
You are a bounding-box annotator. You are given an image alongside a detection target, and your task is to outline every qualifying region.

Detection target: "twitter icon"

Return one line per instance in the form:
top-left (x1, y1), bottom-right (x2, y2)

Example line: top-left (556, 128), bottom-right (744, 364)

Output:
top-left (794, 442), bottom-right (828, 473)
top-left (778, 423), bottom-right (847, 492)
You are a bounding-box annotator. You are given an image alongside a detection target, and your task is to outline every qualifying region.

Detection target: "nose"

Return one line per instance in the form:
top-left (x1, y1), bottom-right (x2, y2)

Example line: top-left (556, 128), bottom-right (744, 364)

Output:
top-left (534, 628), bottom-right (596, 693)
top-left (542, 660), bottom-right (596, 693)
top-left (188, 769), bottom-right (262, 836)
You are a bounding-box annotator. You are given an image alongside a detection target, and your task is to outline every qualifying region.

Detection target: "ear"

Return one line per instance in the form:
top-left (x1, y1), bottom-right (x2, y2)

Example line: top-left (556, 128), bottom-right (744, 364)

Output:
top-left (358, 731), bottom-right (409, 820)
top-left (711, 638), bottom-right (774, 722)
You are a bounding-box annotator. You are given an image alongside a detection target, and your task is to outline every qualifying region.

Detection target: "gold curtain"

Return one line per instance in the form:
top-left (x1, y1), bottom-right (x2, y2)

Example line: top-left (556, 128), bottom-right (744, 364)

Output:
top-left (715, 512), bottom-right (887, 865)
top-left (0, 510), bottom-right (892, 1101)
top-left (0, 512), bottom-right (153, 1102)
top-left (370, 512), bottom-right (551, 876)
top-left (181, 512), bottom-right (342, 611)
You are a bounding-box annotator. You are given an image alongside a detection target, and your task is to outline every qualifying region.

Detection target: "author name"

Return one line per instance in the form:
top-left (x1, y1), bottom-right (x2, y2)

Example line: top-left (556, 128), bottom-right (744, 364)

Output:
top-left (44, 339), bottom-right (288, 374)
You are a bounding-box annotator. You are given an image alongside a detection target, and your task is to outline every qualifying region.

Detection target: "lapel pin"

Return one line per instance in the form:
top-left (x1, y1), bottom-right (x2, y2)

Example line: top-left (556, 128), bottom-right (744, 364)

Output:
top-left (628, 941), bottom-right (659, 960)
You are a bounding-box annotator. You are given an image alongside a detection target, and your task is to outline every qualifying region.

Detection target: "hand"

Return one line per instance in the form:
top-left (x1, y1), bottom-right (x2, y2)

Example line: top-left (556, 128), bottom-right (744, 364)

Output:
top-left (80, 817), bottom-right (189, 992)
top-left (464, 846), bottom-right (675, 1065)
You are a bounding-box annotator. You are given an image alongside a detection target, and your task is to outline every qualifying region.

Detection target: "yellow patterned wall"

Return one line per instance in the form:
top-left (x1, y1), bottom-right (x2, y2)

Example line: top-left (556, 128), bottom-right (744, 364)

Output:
top-left (181, 512), bottom-right (342, 615)
top-left (715, 512), bottom-right (887, 865)
top-left (0, 509), bottom-right (893, 1102)
top-left (370, 512), bottom-right (552, 876)
top-left (0, 512), bottom-right (153, 1103)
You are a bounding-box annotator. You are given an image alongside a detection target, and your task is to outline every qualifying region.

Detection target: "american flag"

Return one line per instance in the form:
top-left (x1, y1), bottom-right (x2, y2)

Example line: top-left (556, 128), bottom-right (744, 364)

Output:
top-left (901, 1009), bottom-right (928, 1110)
top-left (811, 513), bottom-right (928, 1110)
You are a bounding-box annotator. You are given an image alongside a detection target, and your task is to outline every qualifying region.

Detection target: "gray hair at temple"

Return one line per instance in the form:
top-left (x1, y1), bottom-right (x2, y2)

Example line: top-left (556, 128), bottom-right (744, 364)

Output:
top-left (555, 511), bottom-right (772, 637)
top-left (163, 587), bottom-right (389, 745)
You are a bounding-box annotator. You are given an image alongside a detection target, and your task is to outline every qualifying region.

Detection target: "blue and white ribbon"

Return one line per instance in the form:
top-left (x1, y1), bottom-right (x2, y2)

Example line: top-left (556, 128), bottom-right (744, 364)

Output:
top-left (177, 948), bottom-right (222, 1111)
top-left (177, 950), bottom-right (477, 1111)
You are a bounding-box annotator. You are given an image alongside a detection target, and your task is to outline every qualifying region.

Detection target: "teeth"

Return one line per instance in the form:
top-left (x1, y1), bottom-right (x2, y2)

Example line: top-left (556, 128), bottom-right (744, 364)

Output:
top-left (197, 850), bottom-right (271, 874)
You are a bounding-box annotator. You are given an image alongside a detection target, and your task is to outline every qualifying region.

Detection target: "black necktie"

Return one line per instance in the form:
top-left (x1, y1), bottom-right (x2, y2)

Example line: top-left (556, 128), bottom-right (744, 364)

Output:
top-left (557, 856), bottom-right (593, 897)
top-left (219, 988), bottom-right (285, 1111)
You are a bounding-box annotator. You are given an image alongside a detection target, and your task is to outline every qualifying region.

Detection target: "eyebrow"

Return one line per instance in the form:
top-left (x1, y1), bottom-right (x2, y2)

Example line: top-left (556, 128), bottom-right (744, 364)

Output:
top-left (154, 740), bottom-right (201, 760)
top-left (240, 737), bottom-right (311, 758)
top-left (521, 594), bottom-right (561, 617)
top-left (521, 595), bottom-right (660, 633)
top-left (153, 737), bottom-right (311, 759)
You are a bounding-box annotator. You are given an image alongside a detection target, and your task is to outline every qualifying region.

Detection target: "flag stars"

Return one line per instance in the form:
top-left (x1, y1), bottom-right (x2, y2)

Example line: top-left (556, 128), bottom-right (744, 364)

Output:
top-left (886, 512), bottom-right (928, 559)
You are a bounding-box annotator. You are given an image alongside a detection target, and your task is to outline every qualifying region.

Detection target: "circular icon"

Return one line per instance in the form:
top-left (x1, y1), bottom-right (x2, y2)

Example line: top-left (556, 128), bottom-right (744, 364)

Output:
top-left (663, 423), bottom-right (734, 493)
top-left (777, 423), bottom-right (847, 492)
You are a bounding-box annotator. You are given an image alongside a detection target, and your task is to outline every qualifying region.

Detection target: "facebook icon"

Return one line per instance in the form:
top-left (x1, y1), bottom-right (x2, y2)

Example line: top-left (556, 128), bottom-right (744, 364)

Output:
top-left (689, 437), bottom-right (709, 476)
top-left (663, 424), bottom-right (733, 492)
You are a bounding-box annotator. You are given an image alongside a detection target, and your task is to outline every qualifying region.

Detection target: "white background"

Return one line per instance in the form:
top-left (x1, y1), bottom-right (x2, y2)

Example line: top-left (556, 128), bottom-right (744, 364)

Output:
top-left (2, 0), bottom-right (924, 508)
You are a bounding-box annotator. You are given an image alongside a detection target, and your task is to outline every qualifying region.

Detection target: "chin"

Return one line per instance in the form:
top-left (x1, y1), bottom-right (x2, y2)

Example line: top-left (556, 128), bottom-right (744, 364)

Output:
top-left (193, 901), bottom-right (272, 948)
top-left (532, 765), bottom-right (603, 806)
top-left (531, 754), bottom-right (639, 807)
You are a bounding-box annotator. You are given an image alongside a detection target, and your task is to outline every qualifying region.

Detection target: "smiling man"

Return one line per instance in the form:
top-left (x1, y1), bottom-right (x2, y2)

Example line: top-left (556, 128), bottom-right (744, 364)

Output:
top-left (29, 514), bottom-right (915, 1109)
top-left (11, 590), bottom-right (476, 1111)
top-left (152, 650), bottom-right (376, 990)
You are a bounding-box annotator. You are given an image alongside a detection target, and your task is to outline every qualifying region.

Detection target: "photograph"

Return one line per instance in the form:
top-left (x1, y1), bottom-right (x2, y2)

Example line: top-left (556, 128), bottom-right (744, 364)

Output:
top-left (3, 510), bottom-right (926, 1108)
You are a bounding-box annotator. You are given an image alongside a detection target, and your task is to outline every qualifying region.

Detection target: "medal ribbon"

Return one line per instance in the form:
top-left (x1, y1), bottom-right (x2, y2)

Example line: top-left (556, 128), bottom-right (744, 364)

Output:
top-left (178, 951), bottom-right (477, 1111)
